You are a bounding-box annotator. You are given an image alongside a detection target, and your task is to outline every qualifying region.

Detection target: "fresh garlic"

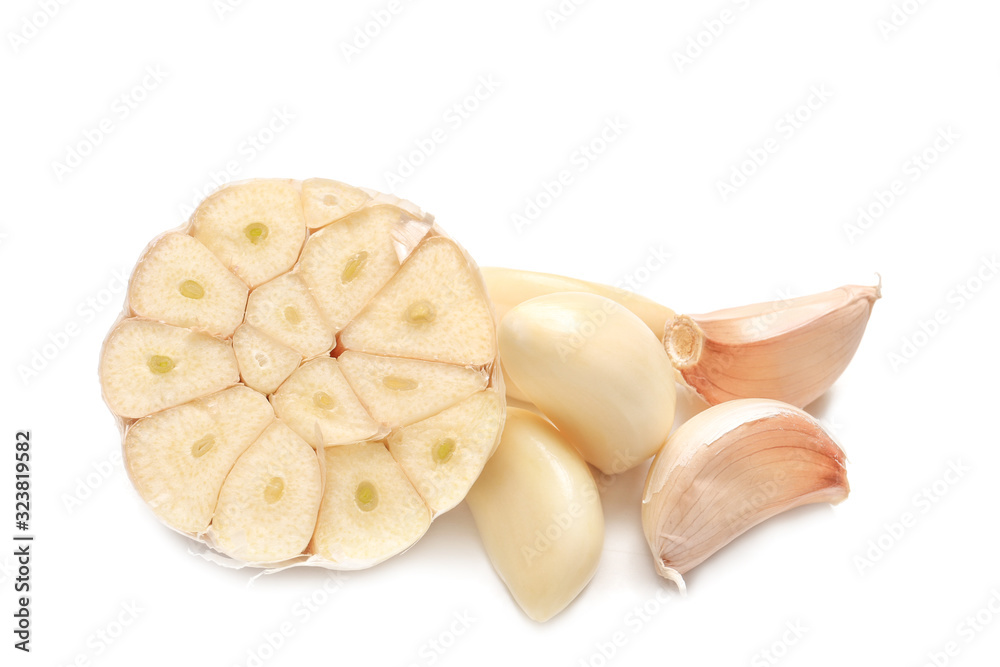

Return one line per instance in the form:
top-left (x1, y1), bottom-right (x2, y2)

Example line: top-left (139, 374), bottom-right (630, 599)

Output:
top-left (102, 178), bottom-right (506, 571)
top-left (664, 281), bottom-right (881, 408)
top-left (485, 267), bottom-right (881, 409)
top-left (642, 399), bottom-right (849, 589)
top-left (499, 292), bottom-right (676, 474)
top-left (466, 408), bottom-right (603, 622)
top-left (483, 267), bottom-right (674, 402)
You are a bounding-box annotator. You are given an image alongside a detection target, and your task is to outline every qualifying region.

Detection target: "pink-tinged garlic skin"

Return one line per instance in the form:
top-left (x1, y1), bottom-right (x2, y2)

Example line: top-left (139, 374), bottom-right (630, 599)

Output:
top-left (641, 399), bottom-right (849, 587)
top-left (664, 282), bottom-right (881, 408)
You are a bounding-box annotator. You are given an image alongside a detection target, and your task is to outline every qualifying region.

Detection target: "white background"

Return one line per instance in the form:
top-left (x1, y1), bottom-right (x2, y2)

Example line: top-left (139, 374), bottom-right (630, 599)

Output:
top-left (2, 1), bottom-right (999, 665)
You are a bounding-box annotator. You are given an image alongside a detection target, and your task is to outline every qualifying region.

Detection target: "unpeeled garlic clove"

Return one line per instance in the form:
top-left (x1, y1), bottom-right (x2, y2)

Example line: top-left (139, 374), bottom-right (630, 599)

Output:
top-left (483, 267), bottom-right (675, 402)
top-left (466, 408), bottom-right (603, 622)
top-left (499, 292), bottom-right (676, 474)
top-left (642, 399), bottom-right (849, 589)
top-left (664, 281), bottom-right (881, 408)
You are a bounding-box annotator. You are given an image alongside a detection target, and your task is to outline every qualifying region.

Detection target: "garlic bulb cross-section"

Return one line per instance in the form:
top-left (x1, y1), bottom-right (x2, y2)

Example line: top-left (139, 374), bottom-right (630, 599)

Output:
top-left (99, 178), bottom-right (505, 570)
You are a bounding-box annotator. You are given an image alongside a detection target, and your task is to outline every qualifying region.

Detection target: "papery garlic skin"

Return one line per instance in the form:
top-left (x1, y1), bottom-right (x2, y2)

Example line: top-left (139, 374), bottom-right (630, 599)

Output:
top-left (466, 408), bottom-right (603, 622)
top-left (664, 282), bottom-right (881, 408)
top-left (642, 399), bottom-right (849, 588)
top-left (499, 292), bottom-right (676, 474)
top-left (483, 267), bottom-right (675, 402)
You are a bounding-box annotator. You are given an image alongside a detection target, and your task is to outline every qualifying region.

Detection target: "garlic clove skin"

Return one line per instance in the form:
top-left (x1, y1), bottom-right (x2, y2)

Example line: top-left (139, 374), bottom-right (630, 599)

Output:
top-left (664, 282), bottom-right (881, 408)
top-left (499, 292), bottom-right (676, 474)
top-left (483, 267), bottom-right (675, 402)
top-left (466, 408), bottom-right (603, 622)
top-left (642, 399), bottom-right (849, 588)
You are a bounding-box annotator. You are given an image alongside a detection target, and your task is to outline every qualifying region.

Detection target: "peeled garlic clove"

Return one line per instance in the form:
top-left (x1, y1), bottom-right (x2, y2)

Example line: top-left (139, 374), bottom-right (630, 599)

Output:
top-left (483, 266), bottom-right (675, 342)
top-left (483, 267), bottom-right (675, 402)
top-left (499, 292), bottom-right (676, 474)
top-left (466, 408), bottom-right (603, 622)
top-left (642, 398), bottom-right (849, 588)
top-left (664, 282), bottom-right (881, 408)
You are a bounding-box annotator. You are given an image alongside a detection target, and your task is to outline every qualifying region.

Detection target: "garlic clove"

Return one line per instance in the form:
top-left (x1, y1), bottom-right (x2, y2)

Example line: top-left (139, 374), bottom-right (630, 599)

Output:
top-left (664, 282), bottom-right (881, 408)
top-left (466, 408), bottom-right (603, 622)
top-left (642, 398), bottom-right (849, 588)
top-left (483, 267), bottom-right (675, 402)
top-left (499, 292), bottom-right (676, 474)
top-left (127, 233), bottom-right (249, 338)
top-left (232, 323), bottom-right (302, 395)
top-left (269, 357), bottom-right (383, 448)
top-left (300, 178), bottom-right (372, 230)
top-left (189, 179), bottom-right (306, 288)
top-left (99, 318), bottom-right (240, 419)
top-left (340, 236), bottom-right (497, 367)
top-left (387, 390), bottom-right (504, 515)
top-left (245, 273), bottom-right (335, 358)
top-left (310, 441), bottom-right (431, 568)
top-left (210, 421), bottom-right (323, 564)
top-left (124, 386), bottom-right (274, 535)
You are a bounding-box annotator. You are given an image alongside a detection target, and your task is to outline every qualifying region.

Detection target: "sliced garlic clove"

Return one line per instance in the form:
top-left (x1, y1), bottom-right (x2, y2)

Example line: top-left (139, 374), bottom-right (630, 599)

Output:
top-left (301, 178), bottom-right (372, 230)
top-left (232, 324), bottom-right (302, 395)
top-left (189, 179), bottom-right (306, 288)
top-left (99, 318), bottom-right (240, 419)
top-left (664, 282), bottom-right (881, 408)
top-left (124, 386), bottom-right (274, 535)
top-left (210, 421), bottom-right (323, 564)
top-left (245, 273), bottom-right (335, 358)
top-left (310, 441), bottom-right (431, 568)
top-left (297, 205), bottom-right (405, 331)
top-left (642, 398), bottom-right (849, 588)
top-left (341, 236), bottom-right (497, 367)
top-left (499, 292), bottom-right (676, 474)
top-left (127, 233), bottom-right (249, 338)
top-left (387, 390), bottom-right (504, 515)
top-left (466, 408), bottom-right (603, 622)
top-left (338, 351), bottom-right (488, 428)
top-left (483, 267), bottom-right (675, 402)
top-left (269, 357), bottom-right (382, 448)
